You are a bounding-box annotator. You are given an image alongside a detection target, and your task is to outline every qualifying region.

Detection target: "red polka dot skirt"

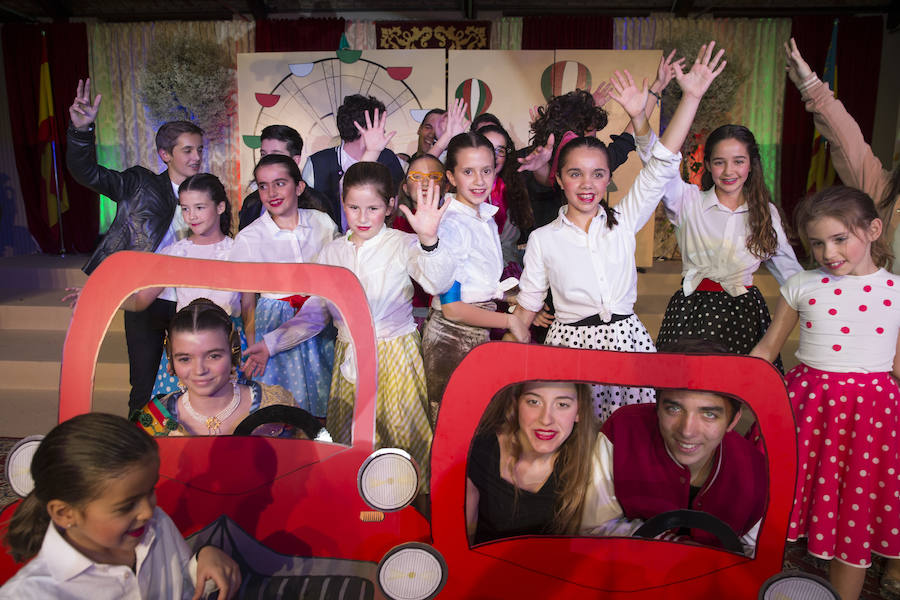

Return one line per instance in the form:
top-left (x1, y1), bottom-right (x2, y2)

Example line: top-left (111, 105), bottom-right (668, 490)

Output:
top-left (785, 363), bottom-right (900, 567)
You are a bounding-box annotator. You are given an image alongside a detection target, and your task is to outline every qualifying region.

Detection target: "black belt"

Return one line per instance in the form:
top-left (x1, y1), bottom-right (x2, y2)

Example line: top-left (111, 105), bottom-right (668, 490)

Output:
top-left (569, 313), bottom-right (632, 327)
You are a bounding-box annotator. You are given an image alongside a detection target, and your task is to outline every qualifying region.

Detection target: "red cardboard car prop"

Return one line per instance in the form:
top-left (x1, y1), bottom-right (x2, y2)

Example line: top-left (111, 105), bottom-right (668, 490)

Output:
top-left (0, 251), bottom-right (807, 599)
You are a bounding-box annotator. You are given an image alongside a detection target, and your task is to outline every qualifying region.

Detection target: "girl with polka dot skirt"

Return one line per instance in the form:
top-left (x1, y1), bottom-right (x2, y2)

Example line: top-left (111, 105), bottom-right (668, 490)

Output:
top-left (752, 186), bottom-right (899, 600)
top-left (122, 174), bottom-right (247, 401)
top-left (230, 154), bottom-right (338, 418)
top-left (644, 122), bottom-right (802, 368)
top-left (510, 43), bottom-right (727, 421)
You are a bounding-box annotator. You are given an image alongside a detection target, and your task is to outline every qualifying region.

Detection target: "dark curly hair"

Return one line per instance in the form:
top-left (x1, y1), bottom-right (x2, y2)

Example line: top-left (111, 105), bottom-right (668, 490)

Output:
top-left (337, 94), bottom-right (387, 143)
top-left (530, 89), bottom-right (608, 151)
top-left (479, 124), bottom-right (533, 231)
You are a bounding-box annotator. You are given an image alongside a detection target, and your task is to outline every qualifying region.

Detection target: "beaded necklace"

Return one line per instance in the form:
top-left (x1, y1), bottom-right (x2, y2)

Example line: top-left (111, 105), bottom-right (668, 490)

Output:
top-left (181, 380), bottom-right (241, 435)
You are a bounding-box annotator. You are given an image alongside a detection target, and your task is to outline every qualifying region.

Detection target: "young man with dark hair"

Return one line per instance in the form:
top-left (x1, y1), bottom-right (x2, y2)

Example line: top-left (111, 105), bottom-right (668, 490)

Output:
top-left (580, 339), bottom-right (766, 554)
top-left (301, 94), bottom-right (404, 229)
top-left (66, 78), bottom-right (203, 412)
top-left (416, 108), bottom-right (446, 156)
top-left (238, 124), bottom-right (330, 230)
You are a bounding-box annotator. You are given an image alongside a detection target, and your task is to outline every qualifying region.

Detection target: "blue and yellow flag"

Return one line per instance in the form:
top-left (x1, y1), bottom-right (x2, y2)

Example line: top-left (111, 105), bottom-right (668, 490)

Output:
top-left (806, 20), bottom-right (838, 194)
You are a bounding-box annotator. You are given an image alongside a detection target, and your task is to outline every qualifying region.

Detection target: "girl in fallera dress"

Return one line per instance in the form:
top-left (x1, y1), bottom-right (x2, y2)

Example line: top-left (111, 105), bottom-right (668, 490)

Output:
top-left (510, 42), bottom-right (726, 420)
top-left (132, 299), bottom-right (297, 437)
top-left (243, 161), bottom-right (455, 488)
top-left (229, 154), bottom-right (338, 418)
top-left (752, 186), bottom-right (900, 600)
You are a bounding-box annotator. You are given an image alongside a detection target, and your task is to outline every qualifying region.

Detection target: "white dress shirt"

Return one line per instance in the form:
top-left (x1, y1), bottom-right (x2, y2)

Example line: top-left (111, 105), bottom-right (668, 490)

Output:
top-left (0, 508), bottom-right (198, 600)
top-left (636, 132), bottom-right (802, 297)
top-left (517, 141), bottom-right (682, 323)
top-left (158, 237), bottom-right (241, 315)
top-left (230, 208), bottom-right (337, 299)
top-left (263, 226), bottom-right (455, 353)
top-left (432, 194), bottom-right (507, 307)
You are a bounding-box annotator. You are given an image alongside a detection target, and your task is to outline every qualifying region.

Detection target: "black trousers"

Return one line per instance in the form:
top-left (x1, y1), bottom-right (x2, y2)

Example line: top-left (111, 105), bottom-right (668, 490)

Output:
top-left (124, 298), bottom-right (176, 412)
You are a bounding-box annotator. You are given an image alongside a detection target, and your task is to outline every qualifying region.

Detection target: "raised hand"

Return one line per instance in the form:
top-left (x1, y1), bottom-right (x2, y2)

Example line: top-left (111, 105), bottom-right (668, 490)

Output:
top-left (241, 341), bottom-right (271, 378)
top-left (609, 69), bottom-right (649, 120)
top-left (517, 133), bottom-right (554, 173)
top-left (399, 179), bottom-right (448, 247)
top-left (653, 48), bottom-right (684, 93)
top-left (68, 78), bottom-right (101, 131)
top-left (356, 108), bottom-right (396, 159)
top-left (784, 37), bottom-right (814, 88)
top-left (61, 286), bottom-right (82, 309)
top-left (591, 81), bottom-right (614, 108)
top-left (528, 104), bottom-right (542, 125)
top-left (429, 98), bottom-right (471, 158)
top-left (673, 41), bottom-right (726, 100)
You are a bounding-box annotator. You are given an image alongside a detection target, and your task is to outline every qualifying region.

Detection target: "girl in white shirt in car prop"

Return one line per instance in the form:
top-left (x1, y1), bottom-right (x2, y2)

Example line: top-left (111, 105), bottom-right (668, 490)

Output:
top-left (510, 42), bottom-right (727, 421)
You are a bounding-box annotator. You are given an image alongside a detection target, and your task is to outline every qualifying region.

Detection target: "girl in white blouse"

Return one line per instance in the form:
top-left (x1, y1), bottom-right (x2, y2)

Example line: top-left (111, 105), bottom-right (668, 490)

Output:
top-left (652, 124), bottom-right (801, 370)
top-left (243, 162), bottom-right (454, 487)
top-left (230, 154), bottom-right (338, 418)
top-left (420, 132), bottom-right (530, 421)
top-left (511, 42), bottom-right (726, 421)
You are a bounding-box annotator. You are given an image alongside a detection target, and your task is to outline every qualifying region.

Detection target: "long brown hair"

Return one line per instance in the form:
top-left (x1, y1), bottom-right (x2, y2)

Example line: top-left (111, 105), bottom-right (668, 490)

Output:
top-left (701, 125), bottom-right (780, 259)
top-left (794, 185), bottom-right (893, 270)
top-left (477, 381), bottom-right (597, 535)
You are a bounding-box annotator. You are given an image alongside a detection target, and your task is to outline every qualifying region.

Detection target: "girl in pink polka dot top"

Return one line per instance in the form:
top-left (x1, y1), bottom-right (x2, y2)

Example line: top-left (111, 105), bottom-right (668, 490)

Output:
top-left (751, 185), bottom-right (899, 600)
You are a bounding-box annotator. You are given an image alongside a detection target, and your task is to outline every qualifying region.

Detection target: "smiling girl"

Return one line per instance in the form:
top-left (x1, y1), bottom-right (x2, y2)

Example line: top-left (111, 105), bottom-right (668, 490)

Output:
top-left (123, 173), bottom-right (245, 401)
top-left (132, 299), bottom-right (297, 437)
top-left (466, 381), bottom-right (595, 544)
top-left (242, 161), bottom-right (454, 485)
top-left (420, 132), bottom-right (530, 419)
top-left (651, 123), bottom-right (801, 366)
top-left (751, 186), bottom-right (899, 600)
top-left (511, 43), bottom-right (726, 420)
top-left (230, 154), bottom-right (338, 418)
top-left (1, 413), bottom-right (240, 598)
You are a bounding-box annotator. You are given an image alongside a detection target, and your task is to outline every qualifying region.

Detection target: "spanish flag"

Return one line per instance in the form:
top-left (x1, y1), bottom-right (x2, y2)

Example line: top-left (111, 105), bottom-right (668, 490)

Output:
top-left (38, 32), bottom-right (68, 229)
top-left (806, 20), bottom-right (838, 194)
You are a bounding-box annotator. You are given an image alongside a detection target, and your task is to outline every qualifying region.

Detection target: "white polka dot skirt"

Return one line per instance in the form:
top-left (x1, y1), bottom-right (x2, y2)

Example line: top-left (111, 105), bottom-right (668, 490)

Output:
top-left (546, 315), bottom-right (656, 422)
top-left (657, 287), bottom-right (783, 371)
top-left (785, 363), bottom-right (900, 567)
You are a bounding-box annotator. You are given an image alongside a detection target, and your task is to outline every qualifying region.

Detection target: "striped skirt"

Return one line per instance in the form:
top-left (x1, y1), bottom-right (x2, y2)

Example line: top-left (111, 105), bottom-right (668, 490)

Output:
top-left (327, 332), bottom-right (433, 492)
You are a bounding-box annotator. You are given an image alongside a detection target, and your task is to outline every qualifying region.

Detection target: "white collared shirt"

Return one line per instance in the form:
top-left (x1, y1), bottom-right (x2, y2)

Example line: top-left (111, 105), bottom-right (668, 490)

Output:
top-left (230, 208), bottom-right (338, 299)
top-left (433, 194), bottom-right (505, 306)
top-left (158, 237), bottom-right (241, 315)
top-left (636, 132), bottom-right (802, 297)
top-left (517, 141), bottom-right (682, 322)
top-left (264, 225), bottom-right (455, 353)
top-left (0, 507), bottom-right (197, 600)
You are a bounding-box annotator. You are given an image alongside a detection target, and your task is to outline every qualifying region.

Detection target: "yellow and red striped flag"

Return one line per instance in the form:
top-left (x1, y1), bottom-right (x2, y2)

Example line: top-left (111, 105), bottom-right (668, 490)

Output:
top-left (38, 32), bottom-right (68, 228)
top-left (806, 20), bottom-right (839, 194)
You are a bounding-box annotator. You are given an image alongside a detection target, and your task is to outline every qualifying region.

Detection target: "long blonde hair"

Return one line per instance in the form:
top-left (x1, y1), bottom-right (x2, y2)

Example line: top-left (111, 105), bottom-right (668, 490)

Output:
top-left (477, 381), bottom-right (597, 534)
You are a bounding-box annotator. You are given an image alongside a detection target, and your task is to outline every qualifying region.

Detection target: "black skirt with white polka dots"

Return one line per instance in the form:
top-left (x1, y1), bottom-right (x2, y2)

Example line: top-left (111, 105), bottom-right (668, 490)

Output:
top-left (545, 314), bottom-right (657, 422)
top-left (656, 286), bottom-right (783, 371)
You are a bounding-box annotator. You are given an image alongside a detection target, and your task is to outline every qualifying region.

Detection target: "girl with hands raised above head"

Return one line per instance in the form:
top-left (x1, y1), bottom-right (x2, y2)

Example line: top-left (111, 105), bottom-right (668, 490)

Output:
top-left (649, 41), bottom-right (801, 366)
top-left (245, 163), bottom-right (454, 489)
top-left (509, 43), bottom-right (726, 421)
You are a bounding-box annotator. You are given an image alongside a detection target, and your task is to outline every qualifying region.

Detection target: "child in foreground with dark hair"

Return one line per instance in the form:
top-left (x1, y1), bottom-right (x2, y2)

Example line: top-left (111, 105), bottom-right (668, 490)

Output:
top-left (752, 186), bottom-right (899, 600)
top-left (0, 412), bottom-right (240, 599)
